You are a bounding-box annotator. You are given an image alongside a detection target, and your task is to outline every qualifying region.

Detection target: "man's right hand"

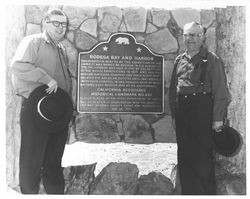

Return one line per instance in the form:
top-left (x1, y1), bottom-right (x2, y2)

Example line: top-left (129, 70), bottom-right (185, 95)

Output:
top-left (46, 79), bottom-right (58, 94)
top-left (212, 121), bottom-right (224, 132)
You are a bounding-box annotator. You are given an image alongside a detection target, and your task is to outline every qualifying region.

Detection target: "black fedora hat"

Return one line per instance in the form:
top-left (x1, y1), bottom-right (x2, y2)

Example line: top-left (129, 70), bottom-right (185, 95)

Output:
top-left (26, 85), bottom-right (73, 133)
top-left (213, 126), bottom-right (243, 157)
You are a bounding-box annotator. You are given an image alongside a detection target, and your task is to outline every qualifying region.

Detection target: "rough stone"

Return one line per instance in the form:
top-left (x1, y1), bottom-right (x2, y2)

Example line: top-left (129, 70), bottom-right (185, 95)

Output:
top-left (75, 114), bottom-right (121, 143)
top-left (151, 8), bottom-right (170, 27)
top-left (38, 182), bottom-right (46, 194)
top-left (141, 114), bottom-right (164, 125)
top-left (138, 171), bottom-right (174, 195)
top-left (215, 159), bottom-right (243, 178)
top-left (26, 23), bottom-right (41, 36)
top-left (170, 164), bottom-right (182, 195)
top-left (164, 60), bottom-right (175, 88)
top-left (167, 17), bottom-right (183, 38)
top-left (171, 8), bottom-right (200, 29)
top-left (63, 6), bottom-right (96, 30)
top-left (216, 174), bottom-right (246, 195)
top-left (178, 35), bottom-right (186, 53)
top-left (98, 7), bottom-right (122, 33)
top-left (124, 7), bottom-right (147, 32)
top-left (6, 5), bottom-right (26, 187)
top-left (216, 7), bottom-right (246, 172)
top-left (152, 115), bottom-right (176, 143)
top-left (134, 33), bottom-right (145, 44)
top-left (147, 9), bottom-right (152, 23)
top-left (122, 115), bottom-right (153, 144)
top-left (61, 39), bottom-right (78, 78)
top-left (100, 13), bottom-right (121, 32)
top-left (98, 31), bottom-right (111, 41)
top-left (89, 162), bottom-right (139, 194)
top-left (67, 122), bottom-right (77, 144)
top-left (75, 30), bottom-right (98, 51)
top-left (111, 114), bottom-right (122, 122)
top-left (164, 88), bottom-right (171, 115)
top-left (169, 160), bottom-right (247, 195)
top-left (146, 22), bottom-right (158, 34)
top-left (119, 22), bottom-right (127, 32)
top-left (145, 28), bottom-right (178, 54)
top-left (47, 5), bottom-right (63, 11)
top-left (205, 27), bottom-right (216, 53)
top-left (80, 18), bottom-right (97, 37)
top-left (25, 5), bottom-right (48, 24)
top-left (116, 122), bottom-right (124, 138)
top-left (64, 164), bottom-right (96, 194)
top-left (71, 77), bottom-right (77, 108)
top-left (201, 9), bottom-right (216, 28)
top-left (6, 96), bottom-right (22, 187)
top-left (62, 142), bottom-right (177, 179)
top-left (164, 53), bottom-right (179, 61)
top-left (215, 160), bottom-right (246, 195)
top-left (66, 30), bottom-right (75, 43)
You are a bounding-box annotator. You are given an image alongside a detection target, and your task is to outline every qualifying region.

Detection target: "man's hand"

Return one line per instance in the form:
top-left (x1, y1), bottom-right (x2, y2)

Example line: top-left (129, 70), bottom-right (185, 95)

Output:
top-left (212, 121), bottom-right (224, 132)
top-left (46, 79), bottom-right (58, 94)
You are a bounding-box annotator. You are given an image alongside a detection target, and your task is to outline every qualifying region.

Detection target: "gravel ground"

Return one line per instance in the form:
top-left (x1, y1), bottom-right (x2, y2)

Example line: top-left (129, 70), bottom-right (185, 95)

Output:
top-left (6, 142), bottom-right (177, 195)
top-left (62, 142), bottom-right (177, 178)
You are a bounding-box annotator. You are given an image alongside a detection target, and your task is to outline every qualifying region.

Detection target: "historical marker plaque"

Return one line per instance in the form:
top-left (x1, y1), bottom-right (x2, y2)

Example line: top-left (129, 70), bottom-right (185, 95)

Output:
top-left (78, 33), bottom-right (164, 113)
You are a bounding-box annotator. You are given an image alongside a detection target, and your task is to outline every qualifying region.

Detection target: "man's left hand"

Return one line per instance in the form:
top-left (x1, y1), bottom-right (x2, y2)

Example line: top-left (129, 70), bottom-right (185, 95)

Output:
top-left (212, 121), bottom-right (224, 132)
top-left (46, 79), bottom-right (58, 94)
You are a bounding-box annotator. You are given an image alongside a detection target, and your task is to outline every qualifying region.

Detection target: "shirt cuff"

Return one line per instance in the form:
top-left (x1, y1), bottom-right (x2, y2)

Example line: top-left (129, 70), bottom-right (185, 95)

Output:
top-left (47, 79), bottom-right (56, 87)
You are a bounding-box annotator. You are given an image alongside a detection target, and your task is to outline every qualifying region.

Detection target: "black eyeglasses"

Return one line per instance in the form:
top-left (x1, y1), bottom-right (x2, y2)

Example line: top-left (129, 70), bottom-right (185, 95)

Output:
top-left (46, 21), bottom-right (67, 28)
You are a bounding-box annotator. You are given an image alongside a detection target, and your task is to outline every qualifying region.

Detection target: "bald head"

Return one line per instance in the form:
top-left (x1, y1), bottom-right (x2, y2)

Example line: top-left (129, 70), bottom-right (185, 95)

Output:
top-left (183, 22), bottom-right (205, 54)
top-left (183, 21), bottom-right (205, 35)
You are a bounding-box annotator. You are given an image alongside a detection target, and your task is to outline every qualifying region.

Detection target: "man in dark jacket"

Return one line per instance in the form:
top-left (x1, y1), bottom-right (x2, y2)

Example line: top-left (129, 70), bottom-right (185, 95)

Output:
top-left (169, 21), bottom-right (231, 195)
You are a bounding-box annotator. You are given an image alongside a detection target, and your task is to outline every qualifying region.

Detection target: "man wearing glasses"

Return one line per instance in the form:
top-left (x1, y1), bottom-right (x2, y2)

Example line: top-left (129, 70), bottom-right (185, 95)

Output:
top-left (169, 22), bottom-right (231, 194)
top-left (11, 9), bottom-right (72, 194)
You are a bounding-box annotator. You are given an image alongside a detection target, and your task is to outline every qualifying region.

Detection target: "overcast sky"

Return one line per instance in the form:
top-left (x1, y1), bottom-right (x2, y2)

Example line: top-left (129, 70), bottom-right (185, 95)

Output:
top-left (1, 0), bottom-right (248, 9)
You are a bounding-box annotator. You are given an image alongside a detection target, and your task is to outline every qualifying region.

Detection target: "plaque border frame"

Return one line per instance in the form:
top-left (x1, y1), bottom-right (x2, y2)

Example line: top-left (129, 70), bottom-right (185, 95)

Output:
top-left (77, 32), bottom-right (165, 114)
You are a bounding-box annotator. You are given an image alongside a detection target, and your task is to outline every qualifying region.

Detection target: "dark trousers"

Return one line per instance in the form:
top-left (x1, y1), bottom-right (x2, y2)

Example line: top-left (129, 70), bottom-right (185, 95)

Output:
top-left (175, 93), bottom-right (216, 195)
top-left (19, 98), bottom-right (68, 194)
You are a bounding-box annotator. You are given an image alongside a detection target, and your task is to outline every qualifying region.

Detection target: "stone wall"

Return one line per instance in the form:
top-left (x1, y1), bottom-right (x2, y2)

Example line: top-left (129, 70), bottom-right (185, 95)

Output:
top-left (216, 6), bottom-right (246, 173)
top-left (5, 4), bottom-right (245, 189)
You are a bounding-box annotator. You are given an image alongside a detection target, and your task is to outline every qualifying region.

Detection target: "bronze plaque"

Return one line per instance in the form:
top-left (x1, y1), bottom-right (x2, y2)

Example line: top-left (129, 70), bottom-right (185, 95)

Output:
top-left (78, 33), bottom-right (164, 113)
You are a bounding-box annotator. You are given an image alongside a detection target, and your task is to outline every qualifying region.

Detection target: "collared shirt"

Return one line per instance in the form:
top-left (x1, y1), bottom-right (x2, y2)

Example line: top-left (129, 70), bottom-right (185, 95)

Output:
top-left (169, 46), bottom-right (231, 121)
top-left (11, 31), bottom-right (72, 98)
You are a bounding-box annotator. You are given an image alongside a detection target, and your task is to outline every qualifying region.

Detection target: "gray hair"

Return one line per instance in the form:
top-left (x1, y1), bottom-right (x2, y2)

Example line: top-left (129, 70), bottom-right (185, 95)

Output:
top-left (184, 21), bottom-right (206, 34)
top-left (42, 8), bottom-right (67, 22)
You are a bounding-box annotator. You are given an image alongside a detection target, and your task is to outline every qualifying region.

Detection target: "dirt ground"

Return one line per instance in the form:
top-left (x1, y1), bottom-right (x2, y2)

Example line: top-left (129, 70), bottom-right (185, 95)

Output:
top-left (62, 142), bottom-right (177, 178)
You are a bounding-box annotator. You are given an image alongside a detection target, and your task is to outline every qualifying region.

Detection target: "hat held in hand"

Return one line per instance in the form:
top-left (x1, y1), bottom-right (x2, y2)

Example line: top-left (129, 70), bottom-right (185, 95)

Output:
top-left (27, 85), bottom-right (73, 133)
top-left (213, 126), bottom-right (243, 157)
